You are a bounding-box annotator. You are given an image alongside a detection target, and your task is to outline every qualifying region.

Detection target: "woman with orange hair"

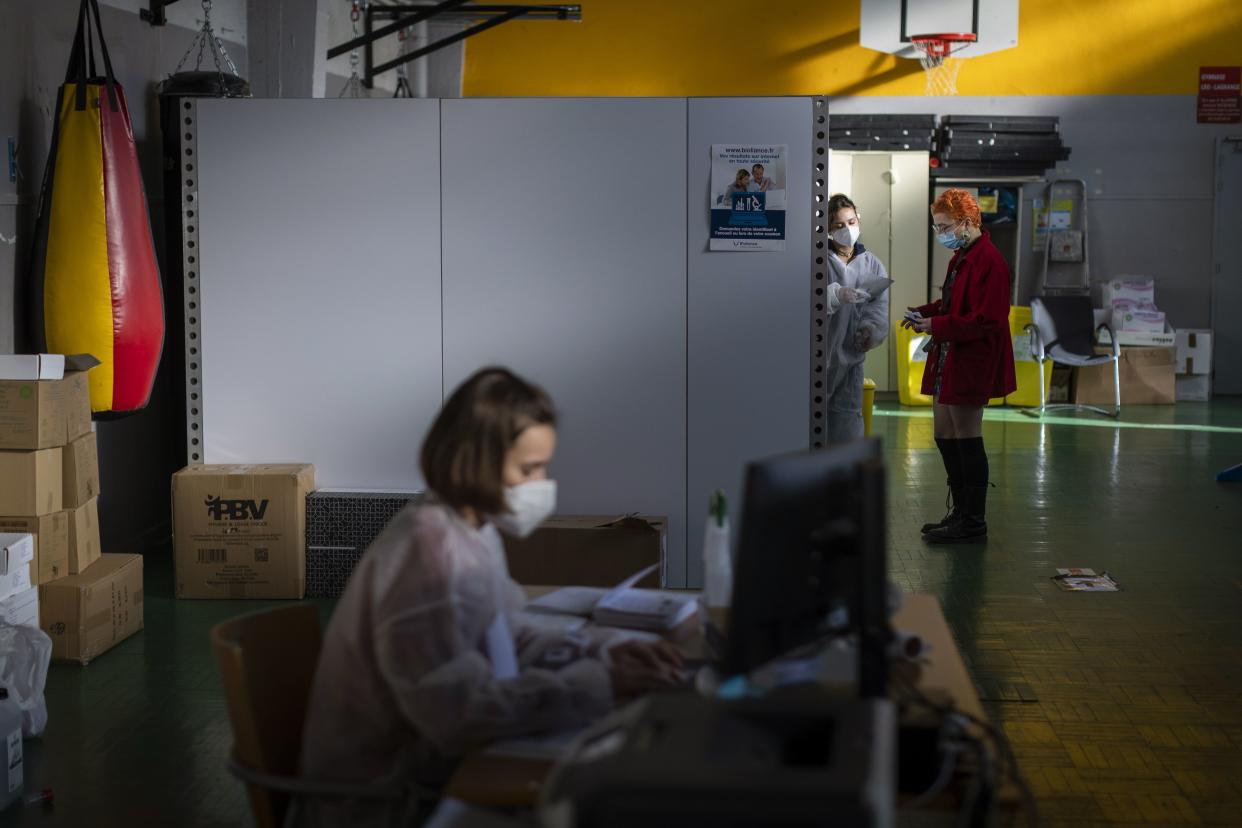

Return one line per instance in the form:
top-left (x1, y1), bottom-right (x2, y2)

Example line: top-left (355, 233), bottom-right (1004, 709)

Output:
top-left (901, 189), bottom-right (1016, 543)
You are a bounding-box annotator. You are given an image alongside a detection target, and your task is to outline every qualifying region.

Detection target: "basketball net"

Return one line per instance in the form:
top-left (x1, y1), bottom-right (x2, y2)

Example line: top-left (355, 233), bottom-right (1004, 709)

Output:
top-left (911, 36), bottom-right (975, 96)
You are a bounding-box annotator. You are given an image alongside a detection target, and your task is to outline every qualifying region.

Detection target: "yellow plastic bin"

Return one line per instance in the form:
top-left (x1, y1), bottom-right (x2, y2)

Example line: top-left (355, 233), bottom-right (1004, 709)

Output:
top-left (894, 319), bottom-right (933, 406)
top-left (862, 378), bottom-right (876, 436)
top-left (1004, 305), bottom-right (1054, 407)
top-left (893, 316), bottom-right (1017, 407)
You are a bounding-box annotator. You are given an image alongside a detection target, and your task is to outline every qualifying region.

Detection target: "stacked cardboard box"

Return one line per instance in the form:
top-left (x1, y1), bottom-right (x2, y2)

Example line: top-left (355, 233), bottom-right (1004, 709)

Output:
top-left (173, 464), bottom-right (316, 599)
top-left (0, 355), bottom-right (143, 662)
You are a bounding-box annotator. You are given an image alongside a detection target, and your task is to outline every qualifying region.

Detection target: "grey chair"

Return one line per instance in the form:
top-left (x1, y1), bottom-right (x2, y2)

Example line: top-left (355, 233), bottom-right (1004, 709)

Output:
top-left (1021, 295), bottom-right (1120, 418)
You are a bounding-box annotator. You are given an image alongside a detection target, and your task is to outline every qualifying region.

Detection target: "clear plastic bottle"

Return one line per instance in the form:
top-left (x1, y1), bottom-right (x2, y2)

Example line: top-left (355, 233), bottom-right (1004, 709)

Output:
top-left (701, 491), bottom-right (732, 616)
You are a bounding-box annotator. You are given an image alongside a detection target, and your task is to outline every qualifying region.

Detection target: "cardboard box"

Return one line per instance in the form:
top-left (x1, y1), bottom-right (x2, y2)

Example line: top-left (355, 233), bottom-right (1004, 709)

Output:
top-left (0, 534), bottom-right (34, 576)
top-left (173, 464), bottom-right (316, 599)
top-left (0, 448), bottom-right (63, 516)
top-left (0, 355), bottom-right (64, 381)
top-left (0, 587), bottom-right (38, 628)
top-left (62, 433), bottom-right (100, 510)
top-left (0, 563), bottom-right (30, 603)
top-left (68, 499), bottom-right (102, 575)
top-left (1175, 329), bottom-right (1212, 375)
top-left (1074, 346), bottom-right (1176, 406)
top-left (0, 381), bottom-right (64, 451)
top-left (39, 554), bottom-right (143, 664)
top-left (1176, 374), bottom-right (1211, 402)
top-left (502, 515), bottom-right (668, 588)
top-left (0, 355), bottom-right (95, 450)
top-left (1117, 309), bottom-right (1167, 333)
top-left (0, 514), bottom-right (70, 585)
top-left (1101, 278), bottom-right (1155, 307)
top-left (1099, 323), bottom-right (1177, 348)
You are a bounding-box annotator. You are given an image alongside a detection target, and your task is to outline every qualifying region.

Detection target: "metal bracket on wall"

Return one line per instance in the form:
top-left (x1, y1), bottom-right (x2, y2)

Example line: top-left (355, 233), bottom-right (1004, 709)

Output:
top-left (140, 0), bottom-right (183, 26)
top-left (179, 99), bottom-right (205, 464)
top-left (811, 96), bottom-right (829, 450)
top-left (327, 2), bottom-right (581, 89)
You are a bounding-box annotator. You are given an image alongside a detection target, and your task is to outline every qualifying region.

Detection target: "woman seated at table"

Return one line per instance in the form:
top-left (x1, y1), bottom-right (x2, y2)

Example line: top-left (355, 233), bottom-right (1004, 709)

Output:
top-left (297, 367), bottom-right (682, 825)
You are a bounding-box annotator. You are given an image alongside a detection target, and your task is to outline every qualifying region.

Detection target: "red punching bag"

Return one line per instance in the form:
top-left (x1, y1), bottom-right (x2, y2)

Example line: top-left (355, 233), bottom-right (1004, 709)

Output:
top-left (30, 0), bottom-right (165, 416)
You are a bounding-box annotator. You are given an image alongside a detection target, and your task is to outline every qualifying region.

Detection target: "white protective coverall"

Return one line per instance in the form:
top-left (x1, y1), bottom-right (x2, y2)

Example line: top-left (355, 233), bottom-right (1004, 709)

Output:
top-left (296, 499), bottom-right (614, 826)
top-left (824, 243), bottom-right (890, 443)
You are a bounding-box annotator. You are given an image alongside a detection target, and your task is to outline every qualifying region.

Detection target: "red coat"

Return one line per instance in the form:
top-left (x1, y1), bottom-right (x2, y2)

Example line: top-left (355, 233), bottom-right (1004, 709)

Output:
top-left (916, 231), bottom-right (1017, 406)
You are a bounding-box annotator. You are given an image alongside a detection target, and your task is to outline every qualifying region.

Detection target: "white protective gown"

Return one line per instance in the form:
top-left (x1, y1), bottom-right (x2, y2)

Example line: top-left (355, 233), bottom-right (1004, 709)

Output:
top-left (824, 244), bottom-right (890, 442)
top-left (296, 499), bottom-right (614, 826)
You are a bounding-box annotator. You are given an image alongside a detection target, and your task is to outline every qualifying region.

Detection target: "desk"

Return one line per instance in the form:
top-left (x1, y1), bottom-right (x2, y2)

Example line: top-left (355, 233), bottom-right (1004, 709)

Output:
top-left (447, 593), bottom-right (1002, 810)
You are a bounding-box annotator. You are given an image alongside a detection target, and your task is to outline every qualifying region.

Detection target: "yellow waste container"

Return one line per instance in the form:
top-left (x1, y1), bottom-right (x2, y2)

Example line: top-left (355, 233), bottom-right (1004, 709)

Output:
top-left (862, 378), bottom-right (876, 436)
top-left (893, 319), bottom-right (933, 406)
top-left (894, 315), bottom-right (1022, 407)
top-left (1004, 305), bottom-right (1054, 407)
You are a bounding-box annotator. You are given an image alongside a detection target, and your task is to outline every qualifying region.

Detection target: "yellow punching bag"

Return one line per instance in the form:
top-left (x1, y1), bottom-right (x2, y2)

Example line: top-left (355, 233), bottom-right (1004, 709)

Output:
top-left (29, 0), bottom-right (165, 416)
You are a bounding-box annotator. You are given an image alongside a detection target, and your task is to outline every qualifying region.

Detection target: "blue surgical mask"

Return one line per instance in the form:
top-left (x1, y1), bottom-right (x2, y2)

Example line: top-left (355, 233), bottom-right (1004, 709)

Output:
top-left (937, 230), bottom-right (964, 250)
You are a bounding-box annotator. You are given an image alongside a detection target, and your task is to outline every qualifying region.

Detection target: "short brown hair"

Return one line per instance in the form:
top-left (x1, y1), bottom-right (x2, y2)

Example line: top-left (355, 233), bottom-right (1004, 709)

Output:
top-left (931, 188), bottom-right (982, 228)
top-left (421, 367), bottom-right (557, 515)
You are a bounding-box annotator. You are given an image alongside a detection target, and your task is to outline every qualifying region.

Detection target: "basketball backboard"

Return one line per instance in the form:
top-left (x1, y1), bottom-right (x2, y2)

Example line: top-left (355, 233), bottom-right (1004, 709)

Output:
top-left (860, 0), bottom-right (1018, 59)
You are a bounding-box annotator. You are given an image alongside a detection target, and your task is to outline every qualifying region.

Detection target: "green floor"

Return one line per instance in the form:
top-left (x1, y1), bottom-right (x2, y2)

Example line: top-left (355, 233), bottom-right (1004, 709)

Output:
top-left (5, 399), bottom-right (1242, 826)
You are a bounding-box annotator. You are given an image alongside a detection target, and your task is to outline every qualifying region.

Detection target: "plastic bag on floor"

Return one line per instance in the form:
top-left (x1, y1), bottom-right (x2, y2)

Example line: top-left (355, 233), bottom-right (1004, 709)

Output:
top-left (0, 624), bottom-right (53, 737)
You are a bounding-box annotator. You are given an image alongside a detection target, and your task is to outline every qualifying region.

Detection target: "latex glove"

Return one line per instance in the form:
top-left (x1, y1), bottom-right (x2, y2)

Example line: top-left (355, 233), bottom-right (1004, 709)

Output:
top-left (839, 286), bottom-right (871, 304)
top-left (854, 326), bottom-right (874, 351)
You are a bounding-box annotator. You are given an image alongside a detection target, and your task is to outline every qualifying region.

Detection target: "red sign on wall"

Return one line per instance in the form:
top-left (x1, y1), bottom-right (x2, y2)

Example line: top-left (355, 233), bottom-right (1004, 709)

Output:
top-left (1198, 66), bottom-right (1241, 124)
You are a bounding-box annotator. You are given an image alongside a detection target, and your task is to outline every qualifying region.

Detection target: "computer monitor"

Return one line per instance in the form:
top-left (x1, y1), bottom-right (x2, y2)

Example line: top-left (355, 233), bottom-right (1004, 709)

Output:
top-left (721, 438), bottom-right (890, 697)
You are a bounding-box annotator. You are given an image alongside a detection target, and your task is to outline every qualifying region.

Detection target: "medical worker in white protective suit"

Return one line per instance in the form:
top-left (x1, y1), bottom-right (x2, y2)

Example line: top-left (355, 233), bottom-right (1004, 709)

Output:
top-left (297, 368), bottom-right (684, 827)
top-left (823, 193), bottom-right (890, 442)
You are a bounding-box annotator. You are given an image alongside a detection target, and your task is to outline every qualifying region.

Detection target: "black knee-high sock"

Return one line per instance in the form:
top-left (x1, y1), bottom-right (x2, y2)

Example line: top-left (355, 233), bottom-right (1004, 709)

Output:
top-left (933, 439), bottom-right (958, 511)
top-left (959, 437), bottom-right (988, 487)
top-left (935, 438), bottom-right (963, 491)
top-left (959, 437), bottom-right (989, 519)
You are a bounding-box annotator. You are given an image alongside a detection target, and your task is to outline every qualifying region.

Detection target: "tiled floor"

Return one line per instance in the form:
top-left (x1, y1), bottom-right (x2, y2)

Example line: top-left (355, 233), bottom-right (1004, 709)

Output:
top-left (4, 398), bottom-right (1241, 826)
top-left (883, 399), bottom-right (1242, 827)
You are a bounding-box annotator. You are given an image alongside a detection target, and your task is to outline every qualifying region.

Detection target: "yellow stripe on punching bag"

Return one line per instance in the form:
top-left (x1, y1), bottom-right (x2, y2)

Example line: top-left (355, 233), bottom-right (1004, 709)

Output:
top-left (44, 83), bottom-right (115, 411)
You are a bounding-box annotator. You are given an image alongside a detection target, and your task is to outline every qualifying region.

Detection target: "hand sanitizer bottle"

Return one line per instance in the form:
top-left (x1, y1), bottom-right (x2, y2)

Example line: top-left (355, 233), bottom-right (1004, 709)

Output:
top-left (702, 490), bottom-right (732, 609)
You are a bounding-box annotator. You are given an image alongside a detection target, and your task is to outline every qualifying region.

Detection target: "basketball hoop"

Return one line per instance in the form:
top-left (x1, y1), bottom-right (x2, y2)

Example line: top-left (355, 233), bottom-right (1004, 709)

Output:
top-left (910, 33), bottom-right (977, 96)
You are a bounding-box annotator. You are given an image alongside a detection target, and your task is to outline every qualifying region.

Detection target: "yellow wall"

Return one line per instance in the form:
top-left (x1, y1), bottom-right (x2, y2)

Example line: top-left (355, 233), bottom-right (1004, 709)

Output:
top-left (463, 0), bottom-right (1242, 97)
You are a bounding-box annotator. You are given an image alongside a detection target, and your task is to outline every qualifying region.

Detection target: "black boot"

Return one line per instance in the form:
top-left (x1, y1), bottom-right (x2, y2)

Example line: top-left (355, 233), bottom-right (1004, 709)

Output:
top-left (925, 484), bottom-right (987, 544)
top-left (922, 438), bottom-right (964, 533)
top-left (921, 482), bottom-right (963, 534)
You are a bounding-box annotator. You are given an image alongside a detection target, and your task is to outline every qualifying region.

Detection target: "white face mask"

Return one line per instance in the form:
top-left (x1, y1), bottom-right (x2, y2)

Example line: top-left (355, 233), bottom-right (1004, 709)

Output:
top-left (831, 223), bottom-right (860, 249)
top-left (491, 479), bottom-right (557, 538)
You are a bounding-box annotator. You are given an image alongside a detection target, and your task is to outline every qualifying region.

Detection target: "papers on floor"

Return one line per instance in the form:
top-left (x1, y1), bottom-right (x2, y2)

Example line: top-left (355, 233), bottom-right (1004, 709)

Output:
top-left (1051, 568), bottom-right (1120, 592)
top-left (526, 563), bottom-right (699, 631)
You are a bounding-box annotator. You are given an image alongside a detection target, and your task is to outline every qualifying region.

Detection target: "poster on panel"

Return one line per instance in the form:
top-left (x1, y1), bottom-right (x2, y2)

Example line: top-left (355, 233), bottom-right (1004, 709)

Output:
top-left (709, 144), bottom-right (787, 251)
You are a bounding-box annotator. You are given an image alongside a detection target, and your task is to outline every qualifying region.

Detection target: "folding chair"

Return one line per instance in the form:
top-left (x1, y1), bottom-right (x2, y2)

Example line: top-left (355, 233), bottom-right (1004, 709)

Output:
top-left (1021, 295), bottom-right (1120, 418)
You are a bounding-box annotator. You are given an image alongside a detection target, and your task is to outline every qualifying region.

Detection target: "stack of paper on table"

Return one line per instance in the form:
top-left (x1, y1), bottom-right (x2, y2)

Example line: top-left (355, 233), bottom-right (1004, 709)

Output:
top-left (525, 563), bottom-right (698, 632)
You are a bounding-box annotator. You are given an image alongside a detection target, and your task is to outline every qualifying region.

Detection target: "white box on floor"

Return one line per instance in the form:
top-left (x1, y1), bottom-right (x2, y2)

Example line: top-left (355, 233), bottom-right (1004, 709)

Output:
top-left (1176, 374), bottom-right (1211, 402)
top-left (1175, 329), bottom-right (1212, 375)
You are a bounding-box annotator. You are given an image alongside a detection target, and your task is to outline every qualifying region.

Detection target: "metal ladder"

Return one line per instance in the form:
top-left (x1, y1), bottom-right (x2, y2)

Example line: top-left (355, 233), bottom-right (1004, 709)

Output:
top-left (1038, 178), bottom-right (1090, 296)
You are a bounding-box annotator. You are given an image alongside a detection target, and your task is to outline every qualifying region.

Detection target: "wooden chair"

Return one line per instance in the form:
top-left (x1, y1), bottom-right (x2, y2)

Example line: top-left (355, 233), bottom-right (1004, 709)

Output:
top-left (211, 604), bottom-right (411, 827)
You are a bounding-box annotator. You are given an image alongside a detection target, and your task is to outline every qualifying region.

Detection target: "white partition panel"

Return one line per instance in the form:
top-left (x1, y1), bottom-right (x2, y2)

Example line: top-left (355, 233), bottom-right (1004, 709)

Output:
top-left (196, 99), bottom-right (444, 487)
top-left (440, 99), bottom-right (690, 585)
top-left (686, 97), bottom-right (814, 587)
